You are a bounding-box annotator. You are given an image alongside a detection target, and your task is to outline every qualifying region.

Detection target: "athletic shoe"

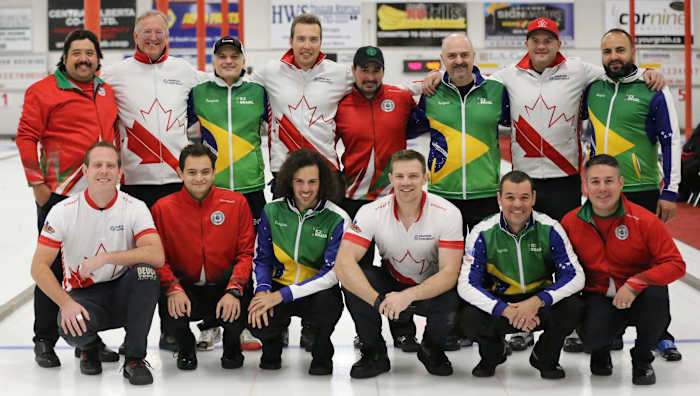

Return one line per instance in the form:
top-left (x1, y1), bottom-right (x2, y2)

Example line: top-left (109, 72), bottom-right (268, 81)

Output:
top-left (221, 352), bottom-right (244, 369)
top-left (196, 327), bottom-right (220, 351)
top-left (34, 339), bottom-right (60, 368)
top-left (176, 349), bottom-right (198, 370)
top-left (417, 345), bottom-right (453, 376)
top-left (655, 339), bottom-right (682, 361)
top-left (350, 348), bottom-right (390, 379)
top-left (508, 332), bottom-right (534, 352)
top-left (259, 356), bottom-right (282, 370)
top-left (611, 336), bottom-right (624, 351)
top-left (529, 352), bottom-right (565, 379)
top-left (240, 329), bottom-right (262, 351)
top-left (472, 360), bottom-right (497, 377)
top-left (632, 361), bottom-right (656, 385)
top-left (79, 348), bottom-right (102, 375)
top-left (159, 333), bottom-right (178, 352)
top-left (563, 335), bottom-right (584, 353)
top-left (394, 335), bottom-right (420, 353)
top-left (74, 343), bottom-right (119, 362)
top-left (590, 350), bottom-right (613, 376)
top-left (123, 358), bottom-right (153, 385)
top-left (308, 358), bottom-right (333, 375)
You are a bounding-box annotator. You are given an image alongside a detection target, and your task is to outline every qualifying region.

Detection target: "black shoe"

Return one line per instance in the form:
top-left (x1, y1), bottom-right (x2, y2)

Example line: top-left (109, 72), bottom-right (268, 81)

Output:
top-left (259, 356), bottom-right (282, 370)
top-left (159, 333), bottom-right (178, 352)
top-left (79, 348), bottom-right (102, 375)
top-left (34, 340), bottom-right (60, 368)
top-left (75, 344), bottom-right (119, 362)
top-left (472, 359), bottom-right (497, 377)
top-left (590, 350), bottom-right (613, 376)
top-left (632, 361), bottom-right (656, 385)
top-left (221, 353), bottom-right (244, 369)
top-left (353, 335), bottom-right (364, 350)
top-left (123, 358), bottom-right (153, 385)
top-left (459, 337), bottom-right (474, 348)
top-left (282, 328), bottom-right (289, 348)
top-left (176, 350), bottom-right (197, 370)
top-left (417, 345), bottom-right (453, 376)
top-left (118, 342), bottom-right (126, 355)
top-left (529, 352), bottom-right (565, 379)
top-left (350, 348), bottom-right (391, 379)
top-left (300, 326), bottom-right (315, 352)
top-left (611, 336), bottom-right (624, 351)
top-left (394, 335), bottom-right (420, 353)
top-left (308, 358), bottom-right (333, 375)
top-left (563, 336), bottom-right (584, 353)
top-left (508, 332), bottom-right (534, 352)
top-left (655, 339), bottom-right (682, 361)
top-left (442, 335), bottom-right (461, 351)
top-left (505, 343), bottom-right (513, 356)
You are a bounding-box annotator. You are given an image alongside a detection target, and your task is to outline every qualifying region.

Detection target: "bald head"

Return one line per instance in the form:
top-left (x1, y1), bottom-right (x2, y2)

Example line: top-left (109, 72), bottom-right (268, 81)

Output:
top-left (440, 33), bottom-right (475, 87)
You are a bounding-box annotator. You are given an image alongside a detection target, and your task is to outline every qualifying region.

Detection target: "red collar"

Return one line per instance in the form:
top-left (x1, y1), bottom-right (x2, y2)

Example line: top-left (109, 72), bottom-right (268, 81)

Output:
top-left (179, 185), bottom-right (216, 207)
top-left (352, 83), bottom-right (385, 101)
top-left (280, 48), bottom-right (326, 70)
top-left (134, 46), bottom-right (168, 64)
top-left (84, 189), bottom-right (118, 211)
top-left (393, 191), bottom-right (427, 222)
top-left (516, 52), bottom-right (566, 71)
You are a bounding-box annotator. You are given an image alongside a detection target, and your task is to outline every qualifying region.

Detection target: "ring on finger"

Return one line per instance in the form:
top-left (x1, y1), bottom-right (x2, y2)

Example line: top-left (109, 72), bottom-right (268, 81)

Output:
top-left (76, 314), bottom-right (84, 321)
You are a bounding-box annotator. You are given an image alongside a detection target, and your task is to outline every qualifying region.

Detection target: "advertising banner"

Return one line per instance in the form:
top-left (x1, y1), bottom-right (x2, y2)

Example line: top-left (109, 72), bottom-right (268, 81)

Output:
top-left (484, 2), bottom-right (574, 47)
top-left (376, 2), bottom-right (467, 47)
top-left (0, 8), bottom-right (32, 52)
top-left (48, 0), bottom-right (136, 50)
top-left (0, 55), bottom-right (48, 90)
top-left (605, 1), bottom-right (693, 46)
top-left (638, 50), bottom-right (700, 86)
top-left (269, 1), bottom-right (361, 49)
top-left (163, 1), bottom-right (240, 49)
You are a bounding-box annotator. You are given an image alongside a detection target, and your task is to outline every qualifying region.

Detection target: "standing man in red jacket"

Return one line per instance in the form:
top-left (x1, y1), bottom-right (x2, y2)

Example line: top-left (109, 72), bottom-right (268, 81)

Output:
top-left (151, 143), bottom-right (255, 370)
top-left (15, 29), bottom-right (119, 368)
top-left (561, 154), bottom-right (686, 386)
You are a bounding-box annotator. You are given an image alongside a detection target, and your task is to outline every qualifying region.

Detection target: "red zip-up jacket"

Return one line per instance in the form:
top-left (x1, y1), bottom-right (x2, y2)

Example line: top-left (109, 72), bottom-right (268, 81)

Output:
top-left (335, 84), bottom-right (419, 200)
top-left (16, 70), bottom-right (118, 195)
top-left (561, 195), bottom-right (685, 294)
top-left (152, 186), bottom-right (255, 295)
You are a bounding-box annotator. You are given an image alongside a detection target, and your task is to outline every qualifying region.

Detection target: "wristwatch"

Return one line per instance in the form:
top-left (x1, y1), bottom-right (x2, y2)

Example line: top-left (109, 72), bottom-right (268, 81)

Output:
top-left (227, 288), bottom-right (243, 298)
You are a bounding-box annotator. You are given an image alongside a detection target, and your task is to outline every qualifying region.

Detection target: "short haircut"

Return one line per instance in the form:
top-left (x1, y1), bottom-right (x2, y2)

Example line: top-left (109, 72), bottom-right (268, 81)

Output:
top-left (135, 10), bottom-right (169, 34)
top-left (274, 149), bottom-right (337, 202)
top-left (290, 13), bottom-right (322, 41)
top-left (585, 154), bottom-right (621, 174)
top-left (56, 29), bottom-right (103, 72)
top-left (390, 149), bottom-right (426, 174)
top-left (499, 170), bottom-right (533, 193)
top-left (179, 143), bottom-right (217, 170)
top-left (603, 28), bottom-right (634, 48)
top-left (84, 141), bottom-right (120, 167)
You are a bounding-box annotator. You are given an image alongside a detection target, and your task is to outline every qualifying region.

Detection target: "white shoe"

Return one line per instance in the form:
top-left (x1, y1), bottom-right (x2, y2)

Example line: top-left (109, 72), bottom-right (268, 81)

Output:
top-left (197, 327), bottom-right (222, 351)
top-left (240, 329), bottom-right (262, 351)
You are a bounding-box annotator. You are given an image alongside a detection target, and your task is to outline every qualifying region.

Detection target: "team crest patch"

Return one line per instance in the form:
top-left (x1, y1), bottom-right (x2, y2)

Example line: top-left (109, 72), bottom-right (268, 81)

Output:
top-left (97, 87), bottom-right (106, 96)
top-left (42, 221), bottom-right (55, 234)
top-left (381, 99), bottom-right (395, 112)
top-left (615, 225), bottom-right (629, 240)
top-left (350, 220), bottom-right (362, 233)
top-left (210, 210), bottom-right (225, 226)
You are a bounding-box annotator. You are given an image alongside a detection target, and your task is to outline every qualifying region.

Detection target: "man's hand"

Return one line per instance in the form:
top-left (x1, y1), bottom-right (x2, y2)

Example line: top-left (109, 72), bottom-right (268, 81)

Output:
top-left (422, 70), bottom-right (442, 96)
top-left (612, 284), bottom-right (637, 309)
top-left (167, 291), bottom-right (191, 319)
top-left (656, 199), bottom-right (676, 223)
top-left (248, 291), bottom-right (282, 329)
top-left (59, 298), bottom-right (90, 337)
top-left (643, 69), bottom-right (666, 91)
top-left (378, 290), bottom-right (413, 320)
top-left (216, 293), bottom-right (241, 322)
top-left (509, 297), bottom-right (542, 331)
top-left (78, 255), bottom-right (107, 279)
top-left (33, 184), bottom-right (51, 207)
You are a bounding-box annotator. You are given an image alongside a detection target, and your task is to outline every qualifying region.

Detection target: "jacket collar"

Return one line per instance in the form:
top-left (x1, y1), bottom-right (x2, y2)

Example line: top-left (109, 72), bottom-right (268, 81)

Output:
top-left (498, 211), bottom-right (536, 236)
top-left (285, 197), bottom-right (325, 216)
top-left (179, 185), bottom-right (216, 207)
top-left (134, 46), bottom-right (168, 64)
top-left (576, 193), bottom-right (628, 223)
top-left (441, 64), bottom-right (485, 90)
top-left (84, 189), bottom-right (118, 211)
top-left (53, 69), bottom-right (104, 92)
top-left (280, 48), bottom-right (326, 70)
top-left (602, 65), bottom-right (643, 84)
top-left (213, 74), bottom-right (244, 88)
top-left (516, 52), bottom-right (566, 71)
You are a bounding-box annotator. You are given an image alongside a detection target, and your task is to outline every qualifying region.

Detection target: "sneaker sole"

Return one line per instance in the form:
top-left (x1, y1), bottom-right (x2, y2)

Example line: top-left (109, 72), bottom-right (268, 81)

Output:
top-left (123, 371), bottom-right (153, 385)
top-left (417, 352), bottom-right (453, 376)
top-left (349, 363), bottom-right (390, 379)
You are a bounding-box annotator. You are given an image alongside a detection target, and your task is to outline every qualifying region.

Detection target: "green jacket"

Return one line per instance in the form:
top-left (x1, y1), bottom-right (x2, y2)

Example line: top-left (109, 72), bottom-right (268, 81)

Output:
top-left (187, 77), bottom-right (267, 194)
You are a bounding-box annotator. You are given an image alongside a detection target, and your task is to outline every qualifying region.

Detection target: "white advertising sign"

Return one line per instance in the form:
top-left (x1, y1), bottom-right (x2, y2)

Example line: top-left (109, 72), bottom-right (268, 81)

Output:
top-left (0, 55), bottom-right (48, 90)
top-left (0, 8), bottom-right (32, 52)
top-left (269, 1), bottom-right (362, 49)
top-left (606, 1), bottom-right (693, 46)
top-left (638, 50), bottom-right (700, 87)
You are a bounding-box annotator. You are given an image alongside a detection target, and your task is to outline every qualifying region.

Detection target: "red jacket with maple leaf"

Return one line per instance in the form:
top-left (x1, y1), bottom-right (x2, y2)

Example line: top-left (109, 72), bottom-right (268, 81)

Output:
top-left (489, 53), bottom-right (603, 178)
top-left (100, 48), bottom-right (210, 186)
top-left (16, 70), bottom-right (118, 195)
top-left (152, 186), bottom-right (255, 296)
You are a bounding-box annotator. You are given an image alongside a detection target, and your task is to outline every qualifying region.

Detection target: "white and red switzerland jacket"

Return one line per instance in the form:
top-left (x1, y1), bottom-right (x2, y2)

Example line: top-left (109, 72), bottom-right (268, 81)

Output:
top-left (101, 48), bottom-right (210, 185)
top-left (490, 53), bottom-right (603, 178)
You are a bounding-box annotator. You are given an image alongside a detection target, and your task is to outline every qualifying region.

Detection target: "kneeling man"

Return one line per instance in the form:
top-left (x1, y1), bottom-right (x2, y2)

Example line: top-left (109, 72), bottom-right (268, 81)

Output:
top-left (561, 154), bottom-right (685, 385)
top-left (458, 171), bottom-right (584, 379)
top-left (30, 142), bottom-right (164, 385)
top-left (336, 149), bottom-right (464, 378)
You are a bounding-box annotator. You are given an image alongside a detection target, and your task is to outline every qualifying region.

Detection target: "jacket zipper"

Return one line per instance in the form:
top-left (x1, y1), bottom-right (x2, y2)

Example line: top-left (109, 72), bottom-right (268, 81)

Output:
top-left (227, 85), bottom-right (235, 190)
top-left (293, 211), bottom-right (307, 284)
top-left (603, 81), bottom-right (620, 153)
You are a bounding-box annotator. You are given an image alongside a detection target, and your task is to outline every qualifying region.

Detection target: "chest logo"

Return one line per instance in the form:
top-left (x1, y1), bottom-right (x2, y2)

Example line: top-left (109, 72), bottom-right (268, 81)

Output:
top-left (615, 225), bottom-right (629, 240)
top-left (109, 225), bottom-right (124, 232)
top-left (350, 220), bottom-right (363, 233)
top-left (529, 243), bottom-right (542, 252)
top-left (210, 210), bottom-right (225, 226)
top-left (97, 87), bottom-right (106, 96)
top-left (414, 234), bottom-right (434, 240)
top-left (381, 99), bottom-right (395, 112)
top-left (477, 97), bottom-right (493, 105)
top-left (206, 98), bottom-right (219, 103)
top-left (238, 97), bottom-right (254, 105)
top-left (313, 228), bottom-right (328, 239)
top-left (625, 94), bottom-right (640, 103)
top-left (596, 93), bottom-right (606, 98)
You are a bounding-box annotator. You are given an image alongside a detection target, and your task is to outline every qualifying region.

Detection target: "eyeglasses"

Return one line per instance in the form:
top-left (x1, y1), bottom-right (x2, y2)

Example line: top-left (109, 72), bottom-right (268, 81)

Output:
top-left (139, 29), bottom-right (166, 38)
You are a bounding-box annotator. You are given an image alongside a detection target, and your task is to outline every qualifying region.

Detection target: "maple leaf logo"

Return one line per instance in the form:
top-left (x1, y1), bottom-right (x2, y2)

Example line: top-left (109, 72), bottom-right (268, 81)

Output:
top-left (125, 98), bottom-right (181, 172)
top-left (391, 250), bottom-right (429, 274)
top-left (287, 96), bottom-right (333, 128)
top-left (524, 95), bottom-right (575, 129)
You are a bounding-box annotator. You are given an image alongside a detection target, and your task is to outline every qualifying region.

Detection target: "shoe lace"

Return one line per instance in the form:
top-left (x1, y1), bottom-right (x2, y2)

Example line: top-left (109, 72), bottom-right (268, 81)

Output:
top-left (121, 358), bottom-right (151, 373)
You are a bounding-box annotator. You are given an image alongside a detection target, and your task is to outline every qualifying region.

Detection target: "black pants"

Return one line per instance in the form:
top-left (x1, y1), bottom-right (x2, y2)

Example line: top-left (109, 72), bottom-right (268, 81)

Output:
top-left (58, 264), bottom-right (160, 359)
top-left (447, 196), bottom-right (499, 237)
top-left (580, 286), bottom-right (669, 363)
top-left (249, 284), bottom-right (343, 362)
top-left (343, 266), bottom-right (459, 351)
top-left (33, 193), bottom-right (68, 345)
top-left (244, 190), bottom-right (267, 227)
top-left (163, 284), bottom-right (249, 355)
top-left (341, 198), bottom-right (375, 268)
top-left (460, 294), bottom-right (583, 366)
top-left (532, 175), bottom-right (581, 221)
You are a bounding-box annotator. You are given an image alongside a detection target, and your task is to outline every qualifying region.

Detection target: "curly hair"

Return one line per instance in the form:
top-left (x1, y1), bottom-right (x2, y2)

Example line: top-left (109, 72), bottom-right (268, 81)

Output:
top-left (56, 29), bottom-right (103, 72)
top-left (274, 149), bottom-right (337, 202)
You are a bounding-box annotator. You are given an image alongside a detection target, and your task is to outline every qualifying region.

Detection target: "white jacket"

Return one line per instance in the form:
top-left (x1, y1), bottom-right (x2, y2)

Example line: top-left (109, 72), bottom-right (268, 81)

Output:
top-left (101, 49), bottom-right (209, 185)
top-left (490, 53), bottom-right (602, 178)
top-left (249, 49), bottom-right (353, 172)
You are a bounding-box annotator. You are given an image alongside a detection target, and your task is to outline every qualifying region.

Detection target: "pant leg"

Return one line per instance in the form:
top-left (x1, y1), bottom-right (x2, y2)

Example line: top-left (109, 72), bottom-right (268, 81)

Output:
top-left (531, 175), bottom-right (581, 221)
top-left (248, 287), bottom-right (293, 361)
top-left (625, 286), bottom-right (670, 363)
top-left (580, 292), bottom-right (625, 353)
top-left (459, 303), bottom-right (510, 364)
top-left (221, 288), bottom-right (251, 356)
top-left (162, 285), bottom-right (205, 353)
top-left (417, 288), bottom-right (459, 349)
top-left (59, 282), bottom-right (117, 349)
top-left (532, 295), bottom-right (584, 366)
top-left (302, 285), bottom-right (343, 361)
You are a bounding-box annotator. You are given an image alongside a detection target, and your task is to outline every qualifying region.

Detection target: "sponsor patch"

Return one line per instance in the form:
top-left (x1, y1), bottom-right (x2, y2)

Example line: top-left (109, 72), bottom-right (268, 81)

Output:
top-left (529, 243), bottom-right (542, 252)
top-left (350, 220), bottom-right (362, 233)
top-left (414, 234), bottom-right (434, 240)
top-left (477, 97), bottom-right (493, 105)
top-left (238, 97), bottom-right (254, 105)
top-left (136, 266), bottom-right (157, 281)
top-left (162, 78), bottom-right (183, 86)
top-left (274, 220), bottom-right (288, 227)
top-left (381, 99), bottom-right (395, 112)
top-left (615, 225), bottom-right (629, 240)
top-left (313, 228), bottom-right (328, 239)
top-left (97, 87), bottom-right (106, 96)
top-left (205, 98), bottom-right (219, 103)
top-left (210, 210), bottom-right (225, 226)
top-left (42, 221), bottom-right (55, 234)
top-left (109, 225), bottom-right (124, 232)
top-left (549, 75), bottom-right (569, 81)
top-left (312, 76), bottom-right (332, 84)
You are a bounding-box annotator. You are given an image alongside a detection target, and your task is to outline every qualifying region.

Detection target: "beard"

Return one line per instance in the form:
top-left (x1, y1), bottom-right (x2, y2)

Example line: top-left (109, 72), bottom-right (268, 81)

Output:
top-left (604, 60), bottom-right (636, 79)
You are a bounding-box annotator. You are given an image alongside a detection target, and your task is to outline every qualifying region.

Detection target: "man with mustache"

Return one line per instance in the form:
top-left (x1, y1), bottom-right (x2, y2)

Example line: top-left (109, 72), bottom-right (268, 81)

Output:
top-left (580, 28), bottom-right (683, 361)
top-left (16, 29), bottom-right (119, 369)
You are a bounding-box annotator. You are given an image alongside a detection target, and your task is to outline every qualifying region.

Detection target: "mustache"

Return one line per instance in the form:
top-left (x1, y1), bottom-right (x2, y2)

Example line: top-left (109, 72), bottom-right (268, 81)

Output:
top-left (74, 61), bottom-right (92, 68)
